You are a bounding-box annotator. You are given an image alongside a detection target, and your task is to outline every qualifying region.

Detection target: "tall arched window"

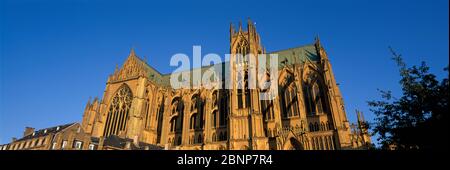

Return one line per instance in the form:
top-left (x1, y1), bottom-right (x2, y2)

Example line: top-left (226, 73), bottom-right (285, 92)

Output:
top-left (235, 39), bottom-right (249, 63)
top-left (169, 98), bottom-right (184, 146)
top-left (244, 72), bottom-right (251, 108)
top-left (284, 88), bottom-right (291, 117)
top-left (237, 74), bottom-right (244, 109)
top-left (282, 84), bottom-right (299, 118)
top-left (290, 86), bottom-right (300, 116)
top-left (303, 75), bottom-right (329, 116)
top-left (261, 91), bottom-right (275, 121)
top-left (303, 85), bottom-right (315, 115)
top-left (103, 85), bottom-right (133, 137)
top-left (219, 91), bottom-right (228, 126)
top-left (237, 71), bottom-right (251, 109)
top-left (312, 83), bottom-right (324, 114)
top-left (144, 97), bottom-right (151, 129)
top-left (170, 99), bottom-right (183, 133)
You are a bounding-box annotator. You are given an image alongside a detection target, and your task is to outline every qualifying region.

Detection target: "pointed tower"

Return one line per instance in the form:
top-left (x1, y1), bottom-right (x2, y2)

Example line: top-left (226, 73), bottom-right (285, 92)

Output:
top-left (228, 18), bottom-right (268, 150)
top-left (81, 96), bottom-right (101, 134)
top-left (356, 110), bottom-right (371, 148)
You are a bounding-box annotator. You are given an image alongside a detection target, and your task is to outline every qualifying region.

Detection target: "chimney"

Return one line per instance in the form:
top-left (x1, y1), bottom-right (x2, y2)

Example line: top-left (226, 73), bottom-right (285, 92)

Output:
top-left (12, 137), bottom-right (17, 142)
top-left (24, 127), bottom-right (35, 137)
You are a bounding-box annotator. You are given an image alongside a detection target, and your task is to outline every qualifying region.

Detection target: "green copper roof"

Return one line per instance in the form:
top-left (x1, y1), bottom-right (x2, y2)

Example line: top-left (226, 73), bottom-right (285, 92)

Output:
top-left (267, 44), bottom-right (319, 69)
top-left (143, 44), bottom-right (319, 87)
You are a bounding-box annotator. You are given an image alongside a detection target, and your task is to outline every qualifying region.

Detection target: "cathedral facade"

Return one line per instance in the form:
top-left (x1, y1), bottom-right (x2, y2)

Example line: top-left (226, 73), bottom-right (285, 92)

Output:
top-left (80, 20), bottom-right (370, 150)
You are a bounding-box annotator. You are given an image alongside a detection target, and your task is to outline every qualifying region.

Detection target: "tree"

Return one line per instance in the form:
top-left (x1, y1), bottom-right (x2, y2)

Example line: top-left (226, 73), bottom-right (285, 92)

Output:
top-left (368, 47), bottom-right (449, 150)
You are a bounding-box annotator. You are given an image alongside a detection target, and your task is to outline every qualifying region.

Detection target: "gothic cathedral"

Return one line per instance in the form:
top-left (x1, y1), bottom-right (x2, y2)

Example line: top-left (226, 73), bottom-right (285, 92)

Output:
top-left (81, 20), bottom-right (370, 150)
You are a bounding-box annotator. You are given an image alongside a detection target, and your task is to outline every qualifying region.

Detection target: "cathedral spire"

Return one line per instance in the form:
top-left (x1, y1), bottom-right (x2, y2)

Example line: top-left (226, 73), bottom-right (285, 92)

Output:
top-left (356, 110), bottom-right (366, 124)
top-left (314, 35), bottom-right (321, 48)
top-left (239, 20), bottom-right (243, 32)
top-left (230, 22), bottom-right (234, 34)
top-left (230, 22), bottom-right (235, 43)
top-left (85, 97), bottom-right (92, 110)
top-left (129, 47), bottom-right (136, 57)
top-left (356, 109), bottom-right (361, 122)
top-left (247, 17), bottom-right (255, 36)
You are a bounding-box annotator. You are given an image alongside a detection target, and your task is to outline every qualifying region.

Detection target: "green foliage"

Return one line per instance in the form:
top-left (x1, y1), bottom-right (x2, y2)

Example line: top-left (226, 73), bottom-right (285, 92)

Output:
top-left (368, 47), bottom-right (449, 150)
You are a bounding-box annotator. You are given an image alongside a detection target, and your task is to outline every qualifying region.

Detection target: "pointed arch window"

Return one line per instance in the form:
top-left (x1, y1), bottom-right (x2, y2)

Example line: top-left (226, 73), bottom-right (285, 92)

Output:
top-left (103, 85), bottom-right (133, 137)
top-left (303, 85), bottom-right (315, 115)
top-left (169, 98), bottom-right (184, 146)
top-left (261, 92), bottom-right (275, 121)
top-left (237, 71), bottom-right (251, 109)
top-left (190, 94), bottom-right (204, 130)
top-left (282, 83), bottom-right (300, 118)
top-left (304, 76), bottom-right (329, 115)
top-left (235, 39), bottom-right (249, 64)
top-left (312, 83), bottom-right (324, 114)
top-left (237, 73), bottom-right (244, 109)
top-left (219, 92), bottom-right (228, 126)
top-left (144, 94), bottom-right (151, 129)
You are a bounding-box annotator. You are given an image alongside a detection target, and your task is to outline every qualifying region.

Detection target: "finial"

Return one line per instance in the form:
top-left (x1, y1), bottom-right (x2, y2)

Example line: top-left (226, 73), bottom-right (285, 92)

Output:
top-left (86, 97), bottom-right (92, 108)
top-left (356, 109), bottom-right (362, 122)
top-left (239, 20), bottom-right (242, 32)
top-left (230, 22), bottom-right (234, 34)
top-left (360, 111), bottom-right (365, 121)
top-left (129, 47), bottom-right (136, 57)
top-left (315, 35), bottom-right (321, 44)
top-left (247, 17), bottom-right (255, 33)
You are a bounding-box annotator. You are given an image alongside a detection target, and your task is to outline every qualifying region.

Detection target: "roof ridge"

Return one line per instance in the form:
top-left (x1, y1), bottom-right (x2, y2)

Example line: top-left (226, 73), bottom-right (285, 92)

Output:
top-left (135, 44), bottom-right (316, 78)
top-left (268, 43), bottom-right (315, 54)
top-left (34, 122), bottom-right (76, 132)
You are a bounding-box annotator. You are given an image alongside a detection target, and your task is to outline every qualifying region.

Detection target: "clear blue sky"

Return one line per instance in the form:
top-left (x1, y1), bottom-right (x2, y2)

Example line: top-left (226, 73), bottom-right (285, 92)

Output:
top-left (0, 0), bottom-right (448, 145)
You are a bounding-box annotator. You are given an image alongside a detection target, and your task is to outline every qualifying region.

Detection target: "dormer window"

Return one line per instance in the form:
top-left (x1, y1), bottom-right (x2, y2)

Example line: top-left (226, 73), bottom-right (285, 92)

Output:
top-left (61, 140), bottom-right (67, 149)
top-left (74, 141), bottom-right (83, 150)
top-left (88, 144), bottom-right (95, 150)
